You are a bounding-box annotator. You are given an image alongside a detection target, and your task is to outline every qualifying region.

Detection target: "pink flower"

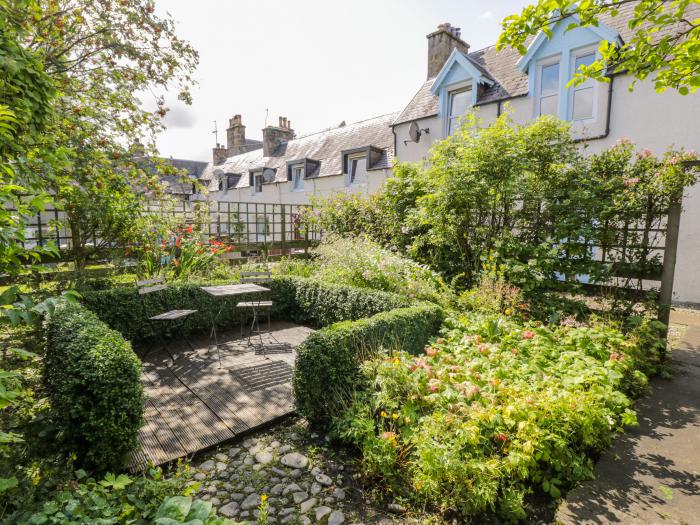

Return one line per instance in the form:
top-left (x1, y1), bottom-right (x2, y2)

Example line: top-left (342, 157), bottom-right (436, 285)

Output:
top-left (425, 347), bottom-right (439, 357)
top-left (622, 177), bottom-right (640, 187)
top-left (465, 384), bottom-right (480, 399)
top-left (477, 343), bottom-right (489, 355)
top-left (522, 330), bottom-right (535, 340)
top-left (428, 379), bottom-right (441, 392)
top-left (616, 137), bottom-right (632, 146)
top-left (638, 148), bottom-right (653, 159)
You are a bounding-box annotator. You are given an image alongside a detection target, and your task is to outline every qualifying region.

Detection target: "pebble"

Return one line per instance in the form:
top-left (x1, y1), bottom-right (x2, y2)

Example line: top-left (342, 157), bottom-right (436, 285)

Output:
top-left (243, 485), bottom-right (255, 494)
top-left (281, 452), bottom-right (309, 469)
top-left (216, 462), bottom-right (227, 472)
top-left (292, 491), bottom-right (309, 504)
top-left (328, 510), bottom-right (345, 525)
top-left (228, 447), bottom-right (241, 458)
top-left (199, 460), bottom-right (215, 471)
top-left (278, 444), bottom-right (292, 454)
top-left (243, 438), bottom-right (257, 448)
top-left (206, 484), bottom-right (217, 495)
top-left (193, 473), bottom-right (206, 481)
top-left (283, 483), bottom-right (301, 495)
top-left (215, 452), bottom-right (227, 462)
top-left (241, 493), bottom-right (260, 510)
top-left (333, 488), bottom-right (346, 500)
top-left (230, 492), bottom-right (244, 502)
top-left (300, 497), bottom-right (317, 513)
top-left (388, 503), bottom-right (406, 514)
top-left (289, 469), bottom-right (303, 479)
top-left (310, 482), bottom-right (322, 495)
top-left (271, 483), bottom-right (285, 495)
top-left (299, 517), bottom-right (311, 525)
top-left (210, 496), bottom-right (221, 507)
top-left (315, 473), bottom-right (333, 486)
top-left (255, 451), bottom-right (274, 464)
top-left (315, 506), bottom-right (332, 522)
top-left (243, 455), bottom-right (255, 466)
top-left (270, 440), bottom-right (281, 448)
top-left (219, 502), bottom-right (239, 517)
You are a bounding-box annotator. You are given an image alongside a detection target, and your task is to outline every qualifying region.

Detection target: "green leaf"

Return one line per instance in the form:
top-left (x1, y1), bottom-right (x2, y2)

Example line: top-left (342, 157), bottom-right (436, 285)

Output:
top-left (186, 499), bottom-right (213, 521)
top-left (0, 477), bottom-right (18, 492)
top-left (99, 473), bottom-right (133, 490)
top-left (156, 496), bottom-right (193, 521)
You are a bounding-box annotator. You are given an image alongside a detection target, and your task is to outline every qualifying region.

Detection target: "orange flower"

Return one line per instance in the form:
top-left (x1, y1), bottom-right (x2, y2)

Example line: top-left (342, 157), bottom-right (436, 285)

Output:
top-left (175, 237), bottom-right (181, 248)
top-left (185, 225), bottom-right (193, 233)
top-left (522, 330), bottom-right (535, 340)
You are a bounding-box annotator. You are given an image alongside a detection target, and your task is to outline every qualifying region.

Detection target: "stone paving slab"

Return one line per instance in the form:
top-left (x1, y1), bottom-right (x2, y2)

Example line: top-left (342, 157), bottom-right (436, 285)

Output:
top-left (556, 317), bottom-right (700, 525)
top-left (129, 321), bottom-right (313, 471)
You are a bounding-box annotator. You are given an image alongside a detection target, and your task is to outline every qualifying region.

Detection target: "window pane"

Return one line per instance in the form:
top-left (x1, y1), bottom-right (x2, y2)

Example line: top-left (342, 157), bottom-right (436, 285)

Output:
top-left (572, 87), bottom-right (594, 120)
top-left (540, 63), bottom-right (559, 95)
top-left (349, 159), bottom-right (357, 183)
top-left (575, 53), bottom-right (595, 71)
top-left (539, 94), bottom-right (558, 116)
top-left (449, 90), bottom-right (470, 117)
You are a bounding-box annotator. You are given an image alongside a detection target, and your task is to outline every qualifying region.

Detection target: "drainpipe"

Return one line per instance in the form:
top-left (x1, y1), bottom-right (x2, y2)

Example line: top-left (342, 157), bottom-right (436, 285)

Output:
top-left (391, 125), bottom-right (398, 165)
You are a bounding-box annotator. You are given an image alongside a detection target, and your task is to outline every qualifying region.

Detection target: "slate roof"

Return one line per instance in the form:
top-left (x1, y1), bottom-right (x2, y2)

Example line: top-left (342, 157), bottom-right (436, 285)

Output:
top-left (201, 112), bottom-right (399, 191)
top-left (394, 2), bottom-right (700, 126)
top-left (160, 158), bottom-right (209, 195)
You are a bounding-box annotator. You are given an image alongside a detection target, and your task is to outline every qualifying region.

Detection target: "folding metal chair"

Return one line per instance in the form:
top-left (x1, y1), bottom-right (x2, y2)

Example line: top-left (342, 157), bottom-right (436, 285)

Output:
top-left (137, 277), bottom-right (197, 362)
top-left (236, 271), bottom-right (275, 352)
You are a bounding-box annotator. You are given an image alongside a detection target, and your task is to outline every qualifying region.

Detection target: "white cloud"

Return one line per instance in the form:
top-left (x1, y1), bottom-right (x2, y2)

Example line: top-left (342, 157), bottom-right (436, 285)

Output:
top-left (478, 11), bottom-right (493, 19)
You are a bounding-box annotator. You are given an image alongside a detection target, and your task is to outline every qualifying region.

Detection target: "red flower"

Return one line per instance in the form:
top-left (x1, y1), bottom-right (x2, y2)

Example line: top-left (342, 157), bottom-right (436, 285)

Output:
top-left (185, 225), bottom-right (193, 233)
top-left (522, 330), bottom-right (535, 340)
top-left (175, 237), bottom-right (181, 248)
top-left (425, 347), bottom-right (438, 357)
top-left (494, 433), bottom-right (508, 443)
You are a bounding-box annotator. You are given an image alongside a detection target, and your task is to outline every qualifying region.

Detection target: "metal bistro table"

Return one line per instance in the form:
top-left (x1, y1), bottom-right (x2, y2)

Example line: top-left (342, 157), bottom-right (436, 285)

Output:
top-left (200, 283), bottom-right (270, 368)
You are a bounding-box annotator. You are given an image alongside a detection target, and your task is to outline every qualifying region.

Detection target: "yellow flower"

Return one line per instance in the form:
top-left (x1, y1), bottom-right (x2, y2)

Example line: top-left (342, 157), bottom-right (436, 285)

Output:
top-left (261, 494), bottom-right (268, 502)
top-left (394, 357), bottom-right (400, 365)
top-left (380, 411), bottom-right (388, 418)
top-left (392, 413), bottom-right (399, 420)
top-left (404, 416), bottom-right (411, 424)
top-left (505, 308), bottom-right (512, 315)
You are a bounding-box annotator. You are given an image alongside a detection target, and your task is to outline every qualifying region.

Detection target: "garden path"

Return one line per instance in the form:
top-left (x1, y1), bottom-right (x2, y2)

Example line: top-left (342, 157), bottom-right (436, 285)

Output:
top-left (128, 321), bottom-right (313, 471)
top-left (556, 309), bottom-right (700, 524)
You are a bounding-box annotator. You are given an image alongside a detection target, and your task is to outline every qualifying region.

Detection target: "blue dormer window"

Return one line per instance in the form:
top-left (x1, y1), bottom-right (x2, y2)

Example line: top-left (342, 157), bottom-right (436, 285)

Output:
top-left (448, 88), bottom-right (471, 135)
top-left (571, 50), bottom-right (596, 120)
top-left (537, 60), bottom-right (560, 116)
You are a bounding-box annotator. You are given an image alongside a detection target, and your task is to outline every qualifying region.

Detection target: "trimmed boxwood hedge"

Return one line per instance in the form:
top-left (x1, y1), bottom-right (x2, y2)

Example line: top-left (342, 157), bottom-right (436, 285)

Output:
top-left (293, 302), bottom-right (444, 426)
top-left (81, 275), bottom-right (409, 340)
top-left (43, 301), bottom-right (144, 471)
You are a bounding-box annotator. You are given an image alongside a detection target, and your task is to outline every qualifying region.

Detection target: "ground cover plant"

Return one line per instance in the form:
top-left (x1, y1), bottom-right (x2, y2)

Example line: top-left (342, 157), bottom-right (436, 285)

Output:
top-left (334, 310), bottom-right (666, 521)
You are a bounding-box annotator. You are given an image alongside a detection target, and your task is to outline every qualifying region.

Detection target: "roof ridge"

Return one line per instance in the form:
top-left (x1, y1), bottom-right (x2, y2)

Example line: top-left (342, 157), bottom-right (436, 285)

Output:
top-left (294, 111), bottom-right (400, 140)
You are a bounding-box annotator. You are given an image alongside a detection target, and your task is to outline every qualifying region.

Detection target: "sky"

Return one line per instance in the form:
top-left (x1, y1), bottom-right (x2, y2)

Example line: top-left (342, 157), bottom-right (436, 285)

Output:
top-left (153, 0), bottom-right (532, 162)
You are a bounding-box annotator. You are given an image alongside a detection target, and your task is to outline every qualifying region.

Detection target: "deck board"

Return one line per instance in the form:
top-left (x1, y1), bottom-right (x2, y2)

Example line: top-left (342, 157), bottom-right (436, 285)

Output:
top-left (130, 321), bottom-right (312, 471)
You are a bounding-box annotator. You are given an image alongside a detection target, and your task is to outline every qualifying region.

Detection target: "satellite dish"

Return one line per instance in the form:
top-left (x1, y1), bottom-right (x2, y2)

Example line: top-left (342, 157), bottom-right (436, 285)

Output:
top-left (213, 168), bottom-right (225, 177)
top-left (409, 121), bottom-right (421, 143)
top-left (262, 168), bottom-right (276, 183)
top-left (405, 121), bottom-right (429, 145)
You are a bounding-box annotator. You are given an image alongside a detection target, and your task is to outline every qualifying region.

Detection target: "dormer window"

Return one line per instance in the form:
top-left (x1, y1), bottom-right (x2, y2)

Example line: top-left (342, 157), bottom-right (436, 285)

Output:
top-left (346, 154), bottom-right (367, 186)
top-left (537, 60), bottom-right (560, 116)
top-left (570, 50), bottom-right (596, 121)
top-left (448, 88), bottom-right (471, 135)
top-left (249, 170), bottom-right (263, 195)
top-left (292, 164), bottom-right (304, 191)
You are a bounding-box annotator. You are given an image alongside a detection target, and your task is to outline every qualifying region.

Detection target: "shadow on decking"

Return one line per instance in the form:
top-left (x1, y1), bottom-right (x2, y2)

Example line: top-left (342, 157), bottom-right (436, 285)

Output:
top-left (129, 321), bottom-right (313, 471)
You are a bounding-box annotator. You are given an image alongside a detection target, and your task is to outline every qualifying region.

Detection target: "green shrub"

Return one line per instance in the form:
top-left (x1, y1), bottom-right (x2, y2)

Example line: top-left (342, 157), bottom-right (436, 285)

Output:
top-left (295, 236), bottom-right (454, 305)
top-left (81, 275), bottom-right (408, 341)
top-left (333, 311), bottom-right (666, 521)
top-left (43, 301), bottom-right (143, 471)
top-left (7, 469), bottom-right (245, 525)
top-left (293, 302), bottom-right (444, 426)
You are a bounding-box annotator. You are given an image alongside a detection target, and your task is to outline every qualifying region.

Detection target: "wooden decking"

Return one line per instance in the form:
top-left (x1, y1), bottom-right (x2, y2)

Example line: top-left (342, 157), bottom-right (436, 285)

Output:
top-left (129, 321), bottom-right (313, 471)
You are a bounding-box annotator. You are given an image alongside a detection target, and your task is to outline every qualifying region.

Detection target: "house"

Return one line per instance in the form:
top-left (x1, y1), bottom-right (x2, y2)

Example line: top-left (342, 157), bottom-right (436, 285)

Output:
top-left (393, 10), bottom-right (700, 304)
top-left (201, 112), bottom-right (396, 204)
top-left (159, 158), bottom-right (209, 200)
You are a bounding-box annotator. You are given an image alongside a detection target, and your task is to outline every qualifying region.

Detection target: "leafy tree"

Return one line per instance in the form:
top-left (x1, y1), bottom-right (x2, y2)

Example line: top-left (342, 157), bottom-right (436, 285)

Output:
top-left (2, 0), bottom-right (199, 271)
top-left (498, 0), bottom-right (700, 94)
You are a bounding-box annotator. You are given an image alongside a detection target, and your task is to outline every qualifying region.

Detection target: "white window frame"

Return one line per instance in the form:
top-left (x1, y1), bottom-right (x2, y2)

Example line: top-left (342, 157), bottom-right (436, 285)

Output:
top-left (346, 154), bottom-right (367, 186)
top-left (536, 56), bottom-right (561, 118)
top-left (255, 214), bottom-right (268, 241)
top-left (251, 172), bottom-right (263, 196)
top-left (569, 47), bottom-right (598, 122)
top-left (447, 87), bottom-right (472, 136)
top-left (292, 164), bottom-right (304, 191)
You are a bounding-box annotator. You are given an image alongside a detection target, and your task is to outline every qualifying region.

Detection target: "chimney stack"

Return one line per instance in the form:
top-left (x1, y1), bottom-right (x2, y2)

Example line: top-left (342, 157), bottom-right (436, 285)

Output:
top-left (262, 116), bottom-right (295, 157)
top-left (426, 22), bottom-right (469, 79)
top-left (226, 114), bottom-right (247, 155)
top-left (212, 143), bottom-right (228, 165)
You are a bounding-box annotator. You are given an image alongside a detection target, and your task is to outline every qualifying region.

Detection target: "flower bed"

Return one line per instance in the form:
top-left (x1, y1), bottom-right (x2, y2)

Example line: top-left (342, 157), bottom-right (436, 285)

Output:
top-left (334, 311), bottom-right (666, 521)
